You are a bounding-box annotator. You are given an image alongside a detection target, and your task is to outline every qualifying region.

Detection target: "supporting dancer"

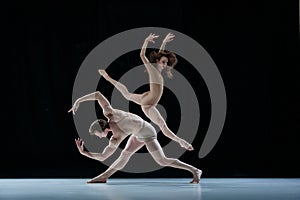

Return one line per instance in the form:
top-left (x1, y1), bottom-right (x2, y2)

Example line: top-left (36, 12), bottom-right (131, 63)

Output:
top-left (68, 91), bottom-right (202, 184)
top-left (98, 32), bottom-right (193, 151)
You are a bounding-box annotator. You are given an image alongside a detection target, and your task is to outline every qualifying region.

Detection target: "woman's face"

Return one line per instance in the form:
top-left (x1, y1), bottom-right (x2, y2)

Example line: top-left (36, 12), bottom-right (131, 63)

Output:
top-left (157, 56), bottom-right (168, 68)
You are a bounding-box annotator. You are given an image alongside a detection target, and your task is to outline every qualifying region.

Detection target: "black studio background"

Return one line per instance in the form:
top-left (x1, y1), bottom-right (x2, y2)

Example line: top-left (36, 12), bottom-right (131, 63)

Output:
top-left (5, 1), bottom-right (300, 178)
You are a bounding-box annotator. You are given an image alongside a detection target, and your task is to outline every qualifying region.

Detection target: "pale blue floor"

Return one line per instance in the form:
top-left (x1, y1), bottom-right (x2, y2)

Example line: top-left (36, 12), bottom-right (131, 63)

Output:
top-left (1, 178), bottom-right (300, 200)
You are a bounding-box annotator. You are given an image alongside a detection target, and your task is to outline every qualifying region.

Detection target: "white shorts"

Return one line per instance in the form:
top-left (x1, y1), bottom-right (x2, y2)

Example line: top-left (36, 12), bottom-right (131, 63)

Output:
top-left (136, 121), bottom-right (157, 142)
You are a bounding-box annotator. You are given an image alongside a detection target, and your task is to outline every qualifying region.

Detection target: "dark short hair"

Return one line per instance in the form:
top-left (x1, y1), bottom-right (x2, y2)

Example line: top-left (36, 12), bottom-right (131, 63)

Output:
top-left (89, 119), bottom-right (109, 135)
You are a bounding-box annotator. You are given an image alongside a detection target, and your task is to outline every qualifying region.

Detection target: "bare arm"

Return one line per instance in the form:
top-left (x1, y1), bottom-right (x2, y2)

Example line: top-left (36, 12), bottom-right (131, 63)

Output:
top-left (139, 33), bottom-right (163, 77)
top-left (140, 33), bottom-right (159, 64)
top-left (68, 91), bottom-right (113, 114)
top-left (159, 33), bottom-right (175, 53)
top-left (75, 138), bottom-right (117, 161)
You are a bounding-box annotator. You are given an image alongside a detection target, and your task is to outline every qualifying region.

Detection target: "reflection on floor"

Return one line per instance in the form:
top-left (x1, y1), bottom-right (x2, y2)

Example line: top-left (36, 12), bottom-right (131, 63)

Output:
top-left (1, 178), bottom-right (300, 200)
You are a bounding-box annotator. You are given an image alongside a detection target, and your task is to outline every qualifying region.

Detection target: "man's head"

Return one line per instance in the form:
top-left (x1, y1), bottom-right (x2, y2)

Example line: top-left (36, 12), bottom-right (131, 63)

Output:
top-left (89, 119), bottom-right (110, 138)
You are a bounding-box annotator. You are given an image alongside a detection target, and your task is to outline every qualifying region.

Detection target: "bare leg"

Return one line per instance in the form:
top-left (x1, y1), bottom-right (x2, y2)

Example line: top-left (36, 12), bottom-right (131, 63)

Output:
top-left (142, 105), bottom-right (194, 151)
top-left (87, 135), bottom-right (145, 183)
top-left (99, 70), bottom-right (192, 150)
top-left (145, 139), bottom-right (202, 184)
top-left (99, 70), bottom-right (143, 105)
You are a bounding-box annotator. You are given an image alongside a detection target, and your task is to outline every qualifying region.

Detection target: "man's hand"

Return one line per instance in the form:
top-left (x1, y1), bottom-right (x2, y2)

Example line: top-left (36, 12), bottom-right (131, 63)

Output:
top-left (75, 138), bottom-right (85, 154)
top-left (163, 32), bottom-right (175, 44)
top-left (68, 100), bottom-right (80, 115)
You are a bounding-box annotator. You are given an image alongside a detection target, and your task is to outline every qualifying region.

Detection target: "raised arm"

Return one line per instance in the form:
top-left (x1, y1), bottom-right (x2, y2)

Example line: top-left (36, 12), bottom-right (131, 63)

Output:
top-left (68, 91), bottom-right (112, 115)
top-left (75, 138), bottom-right (118, 161)
top-left (159, 32), bottom-right (175, 53)
top-left (140, 33), bottom-right (159, 64)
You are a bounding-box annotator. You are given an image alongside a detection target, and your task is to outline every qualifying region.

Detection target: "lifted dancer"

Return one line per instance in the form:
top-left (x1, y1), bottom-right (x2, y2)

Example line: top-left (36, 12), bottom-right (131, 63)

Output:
top-left (98, 32), bottom-right (193, 151)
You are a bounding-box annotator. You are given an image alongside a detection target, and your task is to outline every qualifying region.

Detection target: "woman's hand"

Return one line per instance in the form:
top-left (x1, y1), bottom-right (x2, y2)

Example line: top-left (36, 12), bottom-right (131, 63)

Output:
top-left (163, 32), bottom-right (175, 43)
top-left (145, 33), bottom-right (159, 43)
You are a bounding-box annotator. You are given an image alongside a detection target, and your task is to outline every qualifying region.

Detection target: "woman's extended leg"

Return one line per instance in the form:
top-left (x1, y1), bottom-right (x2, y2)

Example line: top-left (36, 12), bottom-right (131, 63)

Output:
top-left (145, 139), bottom-right (202, 184)
top-left (87, 135), bottom-right (145, 183)
top-left (99, 69), bottom-right (143, 105)
top-left (142, 105), bottom-right (194, 151)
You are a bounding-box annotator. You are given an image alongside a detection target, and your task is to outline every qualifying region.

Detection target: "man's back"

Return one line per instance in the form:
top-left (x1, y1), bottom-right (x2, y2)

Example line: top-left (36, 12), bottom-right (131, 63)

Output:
top-left (109, 108), bottom-right (145, 136)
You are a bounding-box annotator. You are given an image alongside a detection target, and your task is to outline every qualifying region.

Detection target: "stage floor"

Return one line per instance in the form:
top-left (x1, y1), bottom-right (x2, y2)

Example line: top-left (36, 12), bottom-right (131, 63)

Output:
top-left (1, 178), bottom-right (300, 200)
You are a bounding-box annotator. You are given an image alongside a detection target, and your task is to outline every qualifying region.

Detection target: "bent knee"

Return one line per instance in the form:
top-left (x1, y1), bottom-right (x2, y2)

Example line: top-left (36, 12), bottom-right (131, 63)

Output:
top-left (155, 157), bottom-right (175, 166)
top-left (123, 93), bottom-right (132, 101)
top-left (160, 123), bottom-right (168, 130)
top-left (120, 150), bottom-right (134, 158)
top-left (152, 120), bottom-right (167, 130)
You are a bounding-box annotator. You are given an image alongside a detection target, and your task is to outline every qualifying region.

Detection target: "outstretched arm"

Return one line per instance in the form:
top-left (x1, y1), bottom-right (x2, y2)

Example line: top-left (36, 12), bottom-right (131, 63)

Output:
top-left (75, 138), bottom-right (117, 161)
top-left (68, 91), bottom-right (112, 115)
top-left (159, 32), bottom-right (175, 53)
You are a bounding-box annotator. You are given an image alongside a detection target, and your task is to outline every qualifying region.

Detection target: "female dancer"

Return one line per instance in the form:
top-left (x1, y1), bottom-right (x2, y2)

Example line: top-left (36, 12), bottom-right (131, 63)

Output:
top-left (98, 33), bottom-right (193, 151)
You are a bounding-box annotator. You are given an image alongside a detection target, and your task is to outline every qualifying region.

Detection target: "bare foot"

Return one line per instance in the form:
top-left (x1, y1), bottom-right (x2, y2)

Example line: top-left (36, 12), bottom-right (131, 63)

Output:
top-left (190, 169), bottom-right (202, 184)
top-left (179, 139), bottom-right (194, 151)
top-left (87, 177), bottom-right (107, 184)
top-left (98, 69), bottom-right (109, 79)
